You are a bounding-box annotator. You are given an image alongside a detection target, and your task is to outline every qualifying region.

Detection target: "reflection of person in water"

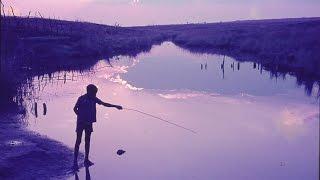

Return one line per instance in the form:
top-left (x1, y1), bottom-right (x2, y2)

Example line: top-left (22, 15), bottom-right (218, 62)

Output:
top-left (75, 166), bottom-right (91, 180)
top-left (73, 84), bottom-right (122, 169)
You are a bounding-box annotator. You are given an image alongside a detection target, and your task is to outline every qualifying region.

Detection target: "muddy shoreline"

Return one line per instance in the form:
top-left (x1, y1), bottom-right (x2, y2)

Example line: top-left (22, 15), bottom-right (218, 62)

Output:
top-left (0, 111), bottom-right (83, 179)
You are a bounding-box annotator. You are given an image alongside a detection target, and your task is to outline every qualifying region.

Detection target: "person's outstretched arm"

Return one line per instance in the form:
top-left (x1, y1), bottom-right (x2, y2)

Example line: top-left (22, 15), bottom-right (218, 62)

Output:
top-left (97, 98), bottom-right (122, 110)
top-left (102, 102), bottom-right (122, 110)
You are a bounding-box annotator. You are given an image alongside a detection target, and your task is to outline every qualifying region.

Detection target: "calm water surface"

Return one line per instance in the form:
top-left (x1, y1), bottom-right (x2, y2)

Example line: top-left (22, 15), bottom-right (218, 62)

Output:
top-left (25, 42), bottom-right (319, 179)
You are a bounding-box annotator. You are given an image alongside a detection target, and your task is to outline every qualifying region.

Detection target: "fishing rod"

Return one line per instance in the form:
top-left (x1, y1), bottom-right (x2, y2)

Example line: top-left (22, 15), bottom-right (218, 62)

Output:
top-left (123, 107), bottom-right (197, 134)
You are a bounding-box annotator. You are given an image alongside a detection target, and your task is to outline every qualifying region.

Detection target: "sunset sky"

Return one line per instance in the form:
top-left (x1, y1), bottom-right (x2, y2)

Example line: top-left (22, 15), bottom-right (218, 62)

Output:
top-left (2, 0), bottom-right (320, 26)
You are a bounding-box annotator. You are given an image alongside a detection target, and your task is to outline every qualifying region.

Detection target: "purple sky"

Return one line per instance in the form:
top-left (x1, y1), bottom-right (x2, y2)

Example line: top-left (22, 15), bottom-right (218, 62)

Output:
top-left (2, 0), bottom-right (320, 26)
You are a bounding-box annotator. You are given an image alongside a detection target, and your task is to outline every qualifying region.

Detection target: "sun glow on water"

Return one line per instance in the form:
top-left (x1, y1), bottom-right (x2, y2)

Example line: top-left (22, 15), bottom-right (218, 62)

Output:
top-left (131, 0), bottom-right (140, 5)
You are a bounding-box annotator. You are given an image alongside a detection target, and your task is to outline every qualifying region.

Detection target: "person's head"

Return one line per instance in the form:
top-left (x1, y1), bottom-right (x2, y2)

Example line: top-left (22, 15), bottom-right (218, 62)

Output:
top-left (86, 84), bottom-right (98, 97)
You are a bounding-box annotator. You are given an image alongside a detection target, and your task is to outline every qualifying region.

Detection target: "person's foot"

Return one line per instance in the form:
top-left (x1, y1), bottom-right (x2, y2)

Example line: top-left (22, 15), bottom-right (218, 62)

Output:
top-left (84, 159), bottom-right (94, 167)
top-left (75, 172), bottom-right (79, 180)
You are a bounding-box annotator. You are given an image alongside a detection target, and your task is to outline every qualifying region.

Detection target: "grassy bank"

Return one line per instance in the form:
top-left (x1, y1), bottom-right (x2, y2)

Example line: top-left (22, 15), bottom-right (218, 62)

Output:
top-left (0, 16), bottom-right (171, 110)
top-left (2, 16), bottom-right (320, 79)
top-left (143, 18), bottom-right (320, 80)
top-left (1, 16), bottom-right (170, 71)
top-left (1, 16), bottom-right (319, 179)
top-left (1, 16), bottom-right (319, 117)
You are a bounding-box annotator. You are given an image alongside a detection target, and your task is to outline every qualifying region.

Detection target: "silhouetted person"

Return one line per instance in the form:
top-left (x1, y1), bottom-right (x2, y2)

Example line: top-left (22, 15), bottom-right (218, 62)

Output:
top-left (73, 84), bottom-right (122, 169)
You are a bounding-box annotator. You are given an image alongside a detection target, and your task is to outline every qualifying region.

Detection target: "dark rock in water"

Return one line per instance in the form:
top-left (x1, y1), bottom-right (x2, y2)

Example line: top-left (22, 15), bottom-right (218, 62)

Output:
top-left (117, 149), bottom-right (126, 156)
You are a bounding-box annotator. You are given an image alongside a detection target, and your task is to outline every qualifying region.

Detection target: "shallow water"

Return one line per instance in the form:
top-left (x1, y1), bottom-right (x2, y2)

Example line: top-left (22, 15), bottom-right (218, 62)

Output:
top-left (25, 42), bottom-right (319, 179)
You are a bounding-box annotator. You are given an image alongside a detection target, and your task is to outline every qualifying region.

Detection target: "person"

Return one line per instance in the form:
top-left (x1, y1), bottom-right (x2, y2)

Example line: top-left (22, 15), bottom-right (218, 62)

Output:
top-left (73, 84), bottom-right (122, 169)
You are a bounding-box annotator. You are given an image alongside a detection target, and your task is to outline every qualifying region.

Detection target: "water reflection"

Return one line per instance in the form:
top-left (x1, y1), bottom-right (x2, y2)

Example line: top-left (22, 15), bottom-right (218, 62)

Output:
top-left (0, 41), bottom-right (319, 179)
top-left (1, 41), bottom-right (318, 115)
top-left (75, 166), bottom-right (91, 180)
top-left (1, 43), bottom-right (319, 126)
top-left (13, 42), bottom-right (317, 130)
top-left (16, 42), bottom-right (318, 180)
top-left (114, 42), bottom-right (318, 98)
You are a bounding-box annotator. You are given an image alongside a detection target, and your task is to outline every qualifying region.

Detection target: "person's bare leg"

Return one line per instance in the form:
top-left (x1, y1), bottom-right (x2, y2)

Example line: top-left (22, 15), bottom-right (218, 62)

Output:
top-left (74, 131), bottom-right (83, 169)
top-left (85, 166), bottom-right (91, 180)
top-left (84, 131), bottom-right (94, 166)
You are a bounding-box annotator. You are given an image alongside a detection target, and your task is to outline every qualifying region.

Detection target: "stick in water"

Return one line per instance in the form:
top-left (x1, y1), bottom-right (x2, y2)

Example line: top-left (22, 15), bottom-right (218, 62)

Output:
top-left (124, 108), bottom-right (197, 134)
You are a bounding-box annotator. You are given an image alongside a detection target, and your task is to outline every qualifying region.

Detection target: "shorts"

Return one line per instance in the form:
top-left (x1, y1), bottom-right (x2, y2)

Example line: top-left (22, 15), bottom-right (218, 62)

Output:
top-left (76, 122), bottom-right (93, 133)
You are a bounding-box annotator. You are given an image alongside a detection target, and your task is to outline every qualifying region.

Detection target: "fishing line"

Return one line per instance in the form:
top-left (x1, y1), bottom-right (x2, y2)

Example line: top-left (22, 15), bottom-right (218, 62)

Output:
top-left (124, 108), bottom-right (197, 134)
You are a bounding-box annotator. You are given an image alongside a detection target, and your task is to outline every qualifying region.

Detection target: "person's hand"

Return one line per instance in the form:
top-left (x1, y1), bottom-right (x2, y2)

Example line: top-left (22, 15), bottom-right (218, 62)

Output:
top-left (116, 105), bottom-right (123, 110)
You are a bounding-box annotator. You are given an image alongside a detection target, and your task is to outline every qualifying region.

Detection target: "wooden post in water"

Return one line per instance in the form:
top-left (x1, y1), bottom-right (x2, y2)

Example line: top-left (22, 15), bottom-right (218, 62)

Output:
top-left (43, 103), bottom-right (47, 116)
top-left (64, 72), bottom-right (66, 84)
top-left (221, 55), bottom-right (225, 79)
top-left (34, 102), bottom-right (38, 118)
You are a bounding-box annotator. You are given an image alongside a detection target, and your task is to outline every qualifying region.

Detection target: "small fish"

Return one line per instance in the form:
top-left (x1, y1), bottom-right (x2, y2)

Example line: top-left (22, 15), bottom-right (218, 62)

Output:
top-left (117, 149), bottom-right (126, 156)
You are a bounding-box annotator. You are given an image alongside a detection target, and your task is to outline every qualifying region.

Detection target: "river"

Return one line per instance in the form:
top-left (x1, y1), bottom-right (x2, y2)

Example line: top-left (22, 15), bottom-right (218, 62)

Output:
top-left (24, 42), bottom-right (319, 179)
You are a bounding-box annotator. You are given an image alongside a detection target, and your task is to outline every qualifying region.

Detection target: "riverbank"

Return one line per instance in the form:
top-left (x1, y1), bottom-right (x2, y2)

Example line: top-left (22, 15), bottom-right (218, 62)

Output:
top-left (0, 111), bottom-right (83, 179)
top-left (150, 17), bottom-right (320, 79)
top-left (0, 16), bottom-right (168, 179)
top-left (2, 16), bottom-right (319, 85)
top-left (0, 16), bottom-right (319, 179)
